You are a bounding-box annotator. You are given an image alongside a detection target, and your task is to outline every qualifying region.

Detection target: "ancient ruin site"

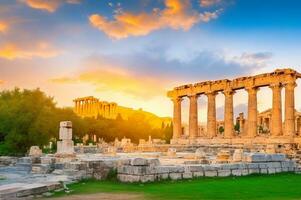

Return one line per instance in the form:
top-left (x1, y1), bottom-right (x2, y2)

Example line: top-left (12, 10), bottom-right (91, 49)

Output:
top-left (1, 69), bottom-right (301, 199)
top-left (1, 1), bottom-right (301, 200)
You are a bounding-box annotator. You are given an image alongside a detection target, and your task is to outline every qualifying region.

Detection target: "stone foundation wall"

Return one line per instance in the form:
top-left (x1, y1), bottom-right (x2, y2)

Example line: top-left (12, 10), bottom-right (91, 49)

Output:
top-left (117, 153), bottom-right (297, 183)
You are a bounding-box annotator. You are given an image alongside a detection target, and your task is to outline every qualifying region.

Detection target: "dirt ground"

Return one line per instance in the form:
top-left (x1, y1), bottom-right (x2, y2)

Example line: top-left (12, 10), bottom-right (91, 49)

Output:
top-left (46, 193), bottom-right (145, 200)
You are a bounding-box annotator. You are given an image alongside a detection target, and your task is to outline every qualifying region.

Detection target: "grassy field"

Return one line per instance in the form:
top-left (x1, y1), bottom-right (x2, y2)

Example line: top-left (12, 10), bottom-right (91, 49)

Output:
top-left (51, 173), bottom-right (301, 200)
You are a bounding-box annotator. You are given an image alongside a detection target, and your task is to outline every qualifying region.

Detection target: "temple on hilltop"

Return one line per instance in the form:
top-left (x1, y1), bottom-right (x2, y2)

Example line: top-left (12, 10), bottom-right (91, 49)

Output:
top-left (167, 68), bottom-right (301, 145)
top-left (73, 96), bottom-right (171, 128)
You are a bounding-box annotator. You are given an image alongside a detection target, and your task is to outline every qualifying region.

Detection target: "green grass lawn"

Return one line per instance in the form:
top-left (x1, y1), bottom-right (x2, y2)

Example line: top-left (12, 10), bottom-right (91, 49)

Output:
top-left (52, 173), bottom-right (301, 200)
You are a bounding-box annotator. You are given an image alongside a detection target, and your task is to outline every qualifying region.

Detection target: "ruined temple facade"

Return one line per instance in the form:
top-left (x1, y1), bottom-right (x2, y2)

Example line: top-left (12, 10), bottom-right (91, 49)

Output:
top-left (167, 68), bottom-right (301, 145)
top-left (73, 96), bottom-right (117, 119)
top-left (73, 96), bottom-right (172, 129)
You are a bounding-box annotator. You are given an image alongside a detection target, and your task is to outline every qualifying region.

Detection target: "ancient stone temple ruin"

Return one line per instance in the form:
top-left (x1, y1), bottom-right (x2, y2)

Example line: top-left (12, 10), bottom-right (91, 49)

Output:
top-left (73, 96), bottom-right (117, 119)
top-left (167, 68), bottom-right (301, 145)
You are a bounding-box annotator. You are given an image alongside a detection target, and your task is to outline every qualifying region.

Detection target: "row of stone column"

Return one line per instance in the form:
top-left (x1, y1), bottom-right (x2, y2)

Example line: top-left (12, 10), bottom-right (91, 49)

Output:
top-left (74, 99), bottom-right (99, 116)
top-left (74, 99), bottom-right (117, 118)
top-left (172, 82), bottom-right (296, 140)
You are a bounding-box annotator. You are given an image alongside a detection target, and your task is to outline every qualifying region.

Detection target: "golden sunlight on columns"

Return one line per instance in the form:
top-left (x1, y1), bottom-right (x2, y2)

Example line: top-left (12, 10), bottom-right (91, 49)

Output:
top-left (270, 83), bottom-right (282, 136)
top-left (224, 89), bottom-right (235, 138)
top-left (246, 87), bottom-right (259, 138)
top-left (172, 97), bottom-right (182, 140)
top-left (188, 94), bottom-right (198, 140)
top-left (284, 81), bottom-right (297, 137)
top-left (206, 92), bottom-right (217, 138)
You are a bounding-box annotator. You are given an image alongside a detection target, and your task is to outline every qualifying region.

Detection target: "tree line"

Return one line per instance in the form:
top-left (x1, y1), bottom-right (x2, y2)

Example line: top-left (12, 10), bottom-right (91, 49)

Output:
top-left (0, 88), bottom-right (172, 155)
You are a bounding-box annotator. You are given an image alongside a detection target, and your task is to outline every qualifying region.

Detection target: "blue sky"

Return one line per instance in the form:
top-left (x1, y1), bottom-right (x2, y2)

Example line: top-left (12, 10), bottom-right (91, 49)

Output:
top-left (0, 0), bottom-right (301, 120)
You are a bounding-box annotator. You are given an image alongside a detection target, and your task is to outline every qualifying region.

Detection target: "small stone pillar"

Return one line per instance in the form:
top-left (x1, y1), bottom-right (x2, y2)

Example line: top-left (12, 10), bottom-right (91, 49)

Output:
top-left (56, 121), bottom-right (74, 155)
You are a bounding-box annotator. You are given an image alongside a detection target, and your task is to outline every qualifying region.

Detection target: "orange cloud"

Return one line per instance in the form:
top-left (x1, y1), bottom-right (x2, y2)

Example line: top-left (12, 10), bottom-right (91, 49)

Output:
top-left (50, 68), bottom-right (168, 99)
top-left (89, 0), bottom-right (221, 39)
top-left (200, 0), bottom-right (221, 7)
top-left (0, 21), bottom-right (8, 33)
top-left (0, 80), bottom-right (4, 84)
top-left (21, 0), bottom-right (80, 12)
top-left (0, 42), bottom-right (61, 60)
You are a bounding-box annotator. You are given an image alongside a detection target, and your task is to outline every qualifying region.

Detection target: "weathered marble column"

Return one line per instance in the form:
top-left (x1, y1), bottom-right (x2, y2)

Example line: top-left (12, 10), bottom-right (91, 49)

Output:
top-left (188, 94), bottom-right (198, 139)
top-left (284, 81), bottom-right (296, 137)
top-left (270, 83), bottom-right (282, 136)
top-left (224, 89), bottom-right (235, 138)
top-left (206, 92), bottom-right (217, 138)
top-left (246, 87), bottom-right (259, 138)
top-left (172, 97), bottom-right (183, 140)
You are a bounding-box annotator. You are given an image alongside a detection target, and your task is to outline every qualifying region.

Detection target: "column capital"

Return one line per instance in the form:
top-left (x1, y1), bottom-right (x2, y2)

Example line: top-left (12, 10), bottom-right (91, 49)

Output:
top-left (245, 86), bottom-right (259, 94)
top-left (223, 89), bottom-right (235, 96)
top-left (284, 81), bottom-right (297, 90)
top-left (187, 93), bottom-right (199, 99)
top-left (171, 96), bottom-right (183, 103)
top-left (269, 82), bottom-right (283, 89)
top-left (205, 91), bottom-right (217, 97)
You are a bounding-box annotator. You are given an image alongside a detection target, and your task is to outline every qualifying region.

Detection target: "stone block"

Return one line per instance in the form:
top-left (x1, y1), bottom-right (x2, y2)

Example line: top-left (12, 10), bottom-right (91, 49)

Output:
top-left (182, 172), bottom-right (193, 179)
top-left (244, 153), bottom-right (268, 163)
top-left (147, 159), bottom-right (160, 166)
top-left (260, 168), bottom-right (268, 174)
top-left (157, 173), bottom-right (169, 180)
top-left (270, 154), bottom-right (286, 162)
top-left (267, 162), bottom-right (281, 168)
top-left (155, 166), bottom-right (170, 174)
top-left (268, 168), bottom-right (276, 174)
top-left (167, 148), bottom-right (177, 157)
top-left (193, 171), bottom-right (204, 177)
top-left (166, 166), bottom-right (184, 173)
top-left (31, 164), bottom-right (53, 174)
top-left (218, 170), bottom-right (231, 177)
top-left (59, 128), bottom-right (72, 140)
top-left (185, 165), bottom-right (203, 172)
top-left (117, 174), bottom-right (140, 183)
top-left (232, 149), bottom-right (243, 162)
top-left (275, 168), bottom-right (282, 173)
top-left (231, 169), bottom-right (242, 176)
top-left (29, 146), bottom-right (42, 157)
top-left (282, 167), bottom-right (289, 172)
top-left (140, 175), bottom-right (155, 183)
top-left (249, 168), bottom-right (260, 174)
top-left (41, 157), bottom-right (55, 165)
top-left (130, 158), bottom-right (148, 166)
top-left (247, 163), bottom-right (259, 169)
top-left (204, 170), bottom-right (217, 177)
top-left (258, 163), bottom-right (268, 168)
top-left (169, 173), bottom-right (182, 180)
top-left (241, 169), bottom-right (249, 176)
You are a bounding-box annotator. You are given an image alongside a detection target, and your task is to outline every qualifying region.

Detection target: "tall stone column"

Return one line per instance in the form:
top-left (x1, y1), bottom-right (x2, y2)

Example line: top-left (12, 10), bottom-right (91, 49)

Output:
top-left (206, 92), bottom-right (217, 138)
top-left (224, 89), bottom-right (235, 138)
top-left (284, 81), bottom-right (296, 137)
top-left (246, 87), bottom-right (258, 138)
top-left (172, 97), bottom-right (182, 140)
top-left (270, 83), bottom-right (282, 136)
top-left (188, 94), bottom-right (198, 140)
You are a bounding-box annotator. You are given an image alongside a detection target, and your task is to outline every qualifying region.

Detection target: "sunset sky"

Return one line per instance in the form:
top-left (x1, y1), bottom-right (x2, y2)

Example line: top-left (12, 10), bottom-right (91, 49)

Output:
top-left (0, 0), bottom-right (301, 122)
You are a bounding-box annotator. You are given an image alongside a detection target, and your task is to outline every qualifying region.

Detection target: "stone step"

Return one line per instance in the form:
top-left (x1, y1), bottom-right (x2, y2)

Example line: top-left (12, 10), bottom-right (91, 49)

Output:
top-left (0, 182), bottom-right (62, 200)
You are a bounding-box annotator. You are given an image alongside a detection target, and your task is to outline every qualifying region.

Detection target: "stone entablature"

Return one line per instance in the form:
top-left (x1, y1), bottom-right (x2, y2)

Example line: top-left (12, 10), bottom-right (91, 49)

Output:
top-left (73, 96), bottom-right (117, 119)
top-left (167, 69), bottom-right (301, 143)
